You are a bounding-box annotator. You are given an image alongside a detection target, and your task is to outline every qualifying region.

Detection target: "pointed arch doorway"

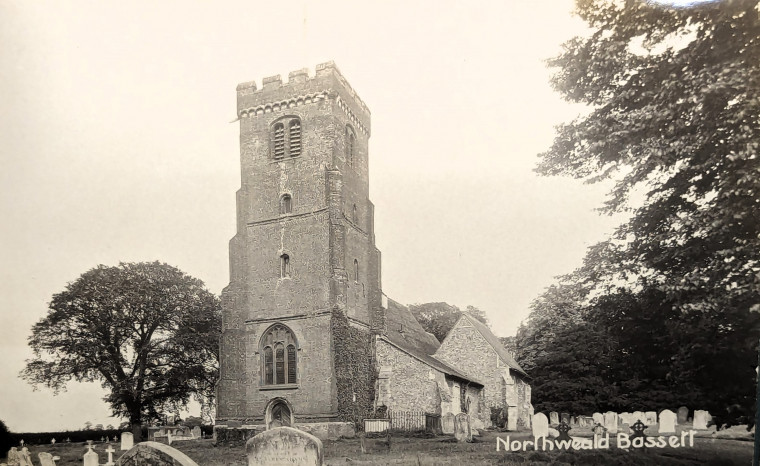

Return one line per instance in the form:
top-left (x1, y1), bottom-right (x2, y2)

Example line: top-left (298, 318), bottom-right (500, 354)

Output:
top-left (265, 398), bottom-right (294, 429)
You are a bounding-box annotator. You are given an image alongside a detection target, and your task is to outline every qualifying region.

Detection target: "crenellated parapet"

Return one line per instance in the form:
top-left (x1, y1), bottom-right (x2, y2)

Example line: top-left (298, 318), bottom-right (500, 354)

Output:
top-left (236, 61), bottom-right (370, 136)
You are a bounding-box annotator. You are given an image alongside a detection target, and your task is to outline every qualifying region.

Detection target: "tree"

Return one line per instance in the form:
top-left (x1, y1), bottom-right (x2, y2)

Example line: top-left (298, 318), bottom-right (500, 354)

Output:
top-left (409, 302), bottom-right (490, 342)
top-left (525, 0), bottom-right (760, 421)
top-left (22, 262), bottom-right (221, 440)
top-left (0, 420), bottom-right (13, 461)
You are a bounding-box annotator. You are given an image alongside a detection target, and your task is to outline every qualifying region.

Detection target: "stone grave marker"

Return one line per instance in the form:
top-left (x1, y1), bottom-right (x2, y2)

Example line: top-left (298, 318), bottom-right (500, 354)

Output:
top-left (6, 447), bottom-right (20, 465)
top-left (19, 447), bottom-right (34, 466)
top-left (560, 412), bottom-right (570, 424)
top-left (633, 411), bottom-right (645, 423)
top-left (557, 421), bottom-right (572, 442)
top-left (677, 406), bottom-right (688, 424)
top-left (549, 412), bottom-right (559, 425)
top-left (83, 444), bottom-right (99, 466)
top-left (592, 412), bottom-right (603, 425)
top-left (693, 410), bottom-right (709, 429)
top-left (246, 426), bottom-right (323, 466)
top-left (121, 432), bottom-right (134, 451)
top-left (441, 413), bottom-right (455, 435)
top-left (104, 445), bottom-right (115, 466)
top-left (603, 411), bottom-right (618, 434)
top-left (645, 411), bottom-right (658, 426)
top-left (532, 413), bottom-right (549, 440)
top-left (192, 426), bottom-right (202, 438)
top-left (38, 452), bottom-right (60, 466)
top-left (659, 409), bottom-right (676, 434)
top-left (631, 420), bottom-right (647, 440)
top-left (454, 413), bottom-right (472, 443)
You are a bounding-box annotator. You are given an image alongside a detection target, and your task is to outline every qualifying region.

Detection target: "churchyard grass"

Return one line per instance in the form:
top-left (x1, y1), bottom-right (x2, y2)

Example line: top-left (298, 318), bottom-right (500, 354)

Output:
top-left (4, 430), bottom-right (752, 465)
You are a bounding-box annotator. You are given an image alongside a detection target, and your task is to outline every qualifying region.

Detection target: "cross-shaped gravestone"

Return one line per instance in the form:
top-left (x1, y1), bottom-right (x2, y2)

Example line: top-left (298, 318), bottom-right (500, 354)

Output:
top-left (631, 420), bottom-right (647, 439)
top-left (557, 421), bottom-right (572, 442)
top-left (104, 445), bottom-right (115, 466)
top-left (20, 439), bottom-right (24, 447)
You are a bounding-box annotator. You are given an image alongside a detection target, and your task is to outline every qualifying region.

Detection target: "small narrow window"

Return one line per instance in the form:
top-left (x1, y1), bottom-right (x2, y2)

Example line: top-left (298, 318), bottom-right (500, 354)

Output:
top-left (287, 345), bottom-right (297, 384)
top-left (264, 347), bottom-right (274, 385)
top-left (352, 204), bottom-right (358, 224)
top-left (346, 127), bottom-right (355, 166)
top-left (280, 254), bottom-right (290, 278)
top-left (273, 123), bottom-right (285, 159)
top-left (354, 259), bottom-right (359, 282)
top-left (275, 343), bottom-right (285, 384)
top-left (280, 194), bottom-right (292, 214)
top-left (289, 120), bottom-right (301, 157)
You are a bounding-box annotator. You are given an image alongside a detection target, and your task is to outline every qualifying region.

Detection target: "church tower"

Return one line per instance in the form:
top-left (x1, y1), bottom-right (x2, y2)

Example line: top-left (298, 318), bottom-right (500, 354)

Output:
top-left (217, 63), bottom-right (382, 429)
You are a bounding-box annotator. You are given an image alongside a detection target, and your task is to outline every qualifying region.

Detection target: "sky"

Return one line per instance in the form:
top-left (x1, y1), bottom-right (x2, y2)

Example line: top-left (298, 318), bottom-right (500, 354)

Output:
top-left (0, 0), bottom-right (630, 432)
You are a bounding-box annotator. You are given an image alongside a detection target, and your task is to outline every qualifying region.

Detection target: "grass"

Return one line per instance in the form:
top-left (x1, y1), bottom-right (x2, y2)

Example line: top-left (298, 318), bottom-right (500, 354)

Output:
top-left (4, 430), bottom-right (753, 465)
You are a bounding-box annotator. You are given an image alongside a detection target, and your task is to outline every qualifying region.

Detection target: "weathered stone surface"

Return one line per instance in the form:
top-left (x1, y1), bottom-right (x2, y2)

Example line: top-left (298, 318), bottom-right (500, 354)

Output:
top-left (560, 413), bottom-right (570, 424)
top-left (532, 413), bottom-right (549, 439)
top-left (441, 413), bottom-right (455, 434)
top-left (191, 427), bottom-right (201, 439)
top-left (603, 411), bottom-right (618, 434)
top-left (693, 410), bottom-right (710, 430)
top-left (677, 406), bottom-right (689, 424)
top-left (121, 432), bottom-right (134, 451)
top-left (659, 409), bottom-right (677, 434)
top-left (117, 441), bottom-right (199, 466)
top-left (17, 447), bottom-right (33, 466)
top-left (454, 413), bottom-right (472, 443)
top-left (37, 452), bottom-right (59, 466)
top-left (246, 427), bottom-right (322, 466)
top-left (547, 427), bottom-right (559, 438)
top-left (645, 411), bottom-right (658, 426)
top-left (592, 412), bottom-right (603, 425)
top-left (550, 412), bottom-right (559, 425)
top-left (83, 445), bottom-right (99, 466)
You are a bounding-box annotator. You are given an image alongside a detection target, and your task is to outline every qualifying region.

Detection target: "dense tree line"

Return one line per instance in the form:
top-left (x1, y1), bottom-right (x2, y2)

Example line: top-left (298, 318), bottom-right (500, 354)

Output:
top-left (516, 0), bottom-right (760, 425)
top-left (410, 303), bottom-right (489, 342)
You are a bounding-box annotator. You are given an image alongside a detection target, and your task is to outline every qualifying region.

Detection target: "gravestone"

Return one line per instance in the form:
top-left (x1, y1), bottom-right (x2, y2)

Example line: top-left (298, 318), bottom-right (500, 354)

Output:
top-left (633, 411), bottom-right (645, 423)
top-left (121, 432), bottom-right (134, 451)
top-left (38, 452), bottom-right (60, 466)
top-left (549, 412), bottom-right (559, 425)
top-left (693, 410), bottom-right (709, 430)
top-left (441, 413), bottom-right (455, 435)
top-left (603, 411), bottom-right (618, 434)
top-left (592, 412), bottom-right (603, 425)
top-left (83, 444), bottom-right (99, 466)
top-left (454, 413), bottom-right (472, 443)
top-left (631, 420), bottom-right (647, 440)
top-left (104, 445), bottom-right (115, 466)
top-left (6, 447), bottom-right (20, 465)
top-left (191, 426), bottom-right (202, 438)
top-left (677, 406), bottom-right (689, 424)
top-left (532, 413), bottom-right (549, 440)
top-left (659, 409), bottom-right (677, 434)
top-left (560, 413), bottom-right (570, 424)
top-left (246, 426), bottom-right (323, 466)
top-left (18, 447), bottom-right (33, 466)
top-left (619, 412), bottom-right (632, 425)
top-left (557, 421), bottom-right (572, 442)
top-left (645, 411), bottom-right (658, 426)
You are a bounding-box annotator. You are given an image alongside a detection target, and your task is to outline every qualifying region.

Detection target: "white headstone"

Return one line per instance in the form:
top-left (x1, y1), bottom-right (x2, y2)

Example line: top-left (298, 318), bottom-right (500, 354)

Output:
top-left (192, 426), bottom-right (202, 438)
top-left (104, 445), bottom-right (115, 466)
top-left (659, 409), bottom-right (677, 434)
top-left (549, 412), bottom-right (559, 425)
top-left (693, 410), bottom-right (709, 430)
top-left (592, 412), bottom-right (603, 425)
top-left (37, 452), bottom-right (60, 466)
top-left (121, 432), bottom-right (134, 451)
top-left (83, 445), bottom-right (99, 466)
top-left (603, 411), bottom-right (618, 434)
top-left (18, 447), bottom-right (34, 466)
top-left (645, 411), bottom-right (658, 426)
top-left (441, 413), bottom-right (455, 435)
top-left (532, 413), bottom-right (549, 440)
top-left (633, 411), bottom-right (645, 423)
top-left (246, 426), bottom-right (323, 466)
top-left (454, 413), bottom-right (472, 443)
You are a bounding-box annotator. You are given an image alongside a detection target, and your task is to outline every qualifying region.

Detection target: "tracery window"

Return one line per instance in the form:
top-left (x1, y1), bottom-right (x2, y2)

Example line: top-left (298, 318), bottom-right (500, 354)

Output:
top-left (261, 324), bottom-right (298, 386)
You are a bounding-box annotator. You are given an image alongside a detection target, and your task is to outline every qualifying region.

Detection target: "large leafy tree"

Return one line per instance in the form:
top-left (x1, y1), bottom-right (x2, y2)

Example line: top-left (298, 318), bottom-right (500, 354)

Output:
top-left (22, 262), bottom-right (221, 439)
top-left (409, 302), bottom-right (490, 342)
top-left (520, 0), bottom-right (760, 421)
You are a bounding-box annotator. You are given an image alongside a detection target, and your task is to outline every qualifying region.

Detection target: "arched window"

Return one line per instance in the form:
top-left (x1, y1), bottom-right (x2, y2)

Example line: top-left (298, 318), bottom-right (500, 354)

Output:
top-left (273, 123), bottom-right (286, 159)
top-left (261, 324), bottom-right (298, 386)
top-left (280, 194), bottom-right (292, 214)
top-left (346, 126), bottom-right (355, 166)
top-left (280, 254), bottom-right (290, 278)
top-left (289, 120), bottom-right (301, 157)
top-left (354, 259), bottom-right (359, 282)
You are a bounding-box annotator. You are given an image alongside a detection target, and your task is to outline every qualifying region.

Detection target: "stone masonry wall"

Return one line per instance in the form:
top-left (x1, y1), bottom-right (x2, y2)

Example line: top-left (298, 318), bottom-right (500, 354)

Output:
top-left (374, 339), bottom-right (445, 415)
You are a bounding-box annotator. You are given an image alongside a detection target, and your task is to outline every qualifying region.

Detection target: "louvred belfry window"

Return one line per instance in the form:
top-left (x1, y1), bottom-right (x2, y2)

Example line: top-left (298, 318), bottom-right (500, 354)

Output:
top-left (289, 120), bottom-right (301, 157)
top-left (273, 123), bottom-right (286, 159)
top-left (260, 324), bottom-right (298, 386)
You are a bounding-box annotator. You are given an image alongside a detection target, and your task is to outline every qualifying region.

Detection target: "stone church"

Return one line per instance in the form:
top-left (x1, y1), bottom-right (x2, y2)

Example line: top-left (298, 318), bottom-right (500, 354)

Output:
top-left (216, 62), bottom-right (531, 439)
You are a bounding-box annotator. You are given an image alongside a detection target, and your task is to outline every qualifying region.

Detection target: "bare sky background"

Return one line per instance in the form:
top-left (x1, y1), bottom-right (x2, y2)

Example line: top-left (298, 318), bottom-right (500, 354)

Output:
top-left (0, 0), bottom-right (627, 432)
